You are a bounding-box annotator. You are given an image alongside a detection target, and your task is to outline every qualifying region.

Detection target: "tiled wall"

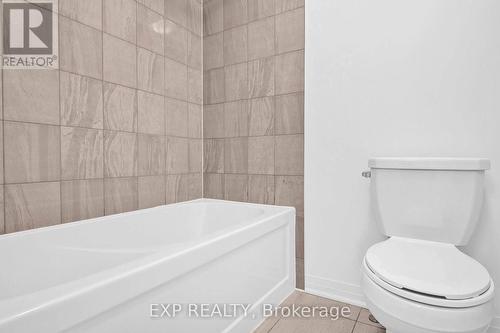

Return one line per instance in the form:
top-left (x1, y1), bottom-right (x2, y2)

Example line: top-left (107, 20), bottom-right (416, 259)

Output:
top-left (202, 0), bottom-right (305, 288)
top-left (0, 0), bottom-right (203, 233)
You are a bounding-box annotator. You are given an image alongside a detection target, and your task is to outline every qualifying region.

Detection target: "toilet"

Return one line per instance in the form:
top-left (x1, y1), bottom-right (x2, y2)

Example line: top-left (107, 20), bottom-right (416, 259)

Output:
top-left (361, 158), bottom-right (495, 333)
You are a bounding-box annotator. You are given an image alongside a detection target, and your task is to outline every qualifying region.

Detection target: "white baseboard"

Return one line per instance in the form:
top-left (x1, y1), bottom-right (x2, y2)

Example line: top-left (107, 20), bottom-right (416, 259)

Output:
top-left (305, 274), bottom-right (366, 308)
top-left (489, 316), bottom-right (500, 333)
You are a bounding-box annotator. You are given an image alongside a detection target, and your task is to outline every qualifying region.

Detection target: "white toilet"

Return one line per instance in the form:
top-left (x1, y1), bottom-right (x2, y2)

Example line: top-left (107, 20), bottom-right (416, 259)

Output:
top-left (361, 158), bottom-right (495, 333)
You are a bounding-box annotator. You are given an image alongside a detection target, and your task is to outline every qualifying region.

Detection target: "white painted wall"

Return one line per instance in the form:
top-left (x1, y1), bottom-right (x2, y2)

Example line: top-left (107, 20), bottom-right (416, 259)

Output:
top-left (305, 0), bottom-right (500, 331)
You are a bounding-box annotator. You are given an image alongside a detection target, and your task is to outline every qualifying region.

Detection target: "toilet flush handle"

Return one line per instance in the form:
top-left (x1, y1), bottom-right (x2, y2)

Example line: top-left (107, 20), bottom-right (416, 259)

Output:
top-left (362, 170), bottom-right (371, 178)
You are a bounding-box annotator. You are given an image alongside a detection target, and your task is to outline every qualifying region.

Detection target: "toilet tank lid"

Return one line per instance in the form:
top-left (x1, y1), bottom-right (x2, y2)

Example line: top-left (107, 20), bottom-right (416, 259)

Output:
top-left (368, 157), bottom-right (491, 171)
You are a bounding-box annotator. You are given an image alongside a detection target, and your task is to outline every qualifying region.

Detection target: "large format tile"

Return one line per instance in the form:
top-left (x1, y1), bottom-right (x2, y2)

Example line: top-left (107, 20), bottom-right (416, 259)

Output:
top-left (166, 137), bottom-right (189, 174)
top-left (204, 68), bottom-right (225, 104)
top-left (138, 48), bottom-right (165, 95)
top-left (138, 4), bottom-right (164, 55)
top-left (104, 131), bottom-right (138, 177)
top-left (225, 63), bottom-right (248, 101)
top-left (61, 127), bottom-right (104, 180)
top-left (248, 136), bottom-right (274, 174)
top-left (203, 173), bottom-right (224, 199)
top-left (268, 316), bottom-right (355, 333)
top-left (224, 100), bottom-right (249, 137)
top-left (187, 173), bottom-right (203, 200)
top-left (59, 0), bottom-right (102, 29)
top-left (0, 187), bottom-right (4, 234)
top-left (138, 134), bottom-right (165, 176)
top-left (5, 182), bottom-right (61, 233)
top-left (165, 174), bottom-right (188, 203)
top-left (275, 0), bottom-right (304, 14)
top-left (60, 71), bottom-right (103, 129)
top-left (223, 0), bottom-right (247, 29)
top-left (204, 104), bottom-right (225, 138)
top-left (4, 122), bottom-right (60, 183)
top-left (104, 177), bottom-right (138, 215)
top-left (275, 134), bottom-right (304, 175)
top-left (275, 7), bottom-right (304, 54)
top-left (165, 0), bottom-right (187, 27)
top-left (248, 17), bottom-right (275, 60)
top-left (248, 175), bottom-right (275, 205)
top-left (203, 0), bottom-right (223, 36)
top-left (249, 96), bottom-right (274, 136)
top-left (224, 25), bottom-right (248, 65)
top-left (358, 309), bottom-right (385, 329)
top-left (60, 17), bottom-right (102, 79)
top-left (248, 57), bottom-right (275, 97)
top-left (275, 175), bottom-right (303, 216)
top-left (188, 103), bottom-right (202, 138)
top-left (189, 139), bottom-right (203, 173)
top-left (103, 34), bottom-right (137, 88)
top-left (188, 32), bottom-right (202, 70)
top-left (353, 322), bottom-right (386, 333)
top-left (103, 0), bottom-right (136, 43)
top-left (138, 91), bottom-right (165, 135)
top-left (4, 69), bottom-right (59, 125)
top-left (204, 139), bottom-right (225, 173)
top-left (224, 174), bottom-right (248, 202)
top-left (275, 50), bottom-right (304, 94)
top-left (139, 175), bottom-right (166, 208)
top-left (165, 19), bottom-right (188, 64)
top-left (61, 179), bottom-right (104, 223)
top-left (104, 83), bottom-right (138, 132)
top-left (187, 0), bottom-right (202, 35)
top-left (204, 33), bottom-right (223, 70)
top-left (188, 68), bottom-right (203, 104)
top-left (165, 58), bottom-right (188, 100)
top-left (275, 92), bottom-right (304, 135)
top-left (224, 137), bottom-right (248, 174)
top-left (137, 0), bottom-right (163, 14)
top-left (166, 98), bottom-right (188, 137)
top-left (248, 0), bottom-right (275, 21)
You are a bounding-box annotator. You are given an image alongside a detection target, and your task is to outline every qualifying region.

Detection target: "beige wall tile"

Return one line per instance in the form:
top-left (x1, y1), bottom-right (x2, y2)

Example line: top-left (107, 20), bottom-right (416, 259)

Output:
top-left (275, 92), bottom-right (304, 134)
top-left (224, 137), bottom-right (248, 174)
top-left (61, 179), bottom-right (104, 223)
top-left (104, 131), bottom-right (138, 177)
top-left (249, 96), bottom-right (274, 136)
top-left (165, 0), bottom-right (187, 27)
top-left (138, 48), bottom-right (165, 95)
top-left (4, 122), bottom-right (60, 184)
top-left (224, 174), bottom-right (248, 202)
top-left (104, 177), bottom-right (138, 215)
top-left (165, 20), bottom-right (188, 64)
top-left (224, 100), bottom-right (249, 137)
top-left (166, 174), bottom-right (188, 203)
top-left (296, 216), bottom-right (304, 259)
top-left (203, 0), bottom-right (223, 36)
top-left (275, 50), bottom-right (304, 94)
top-left (275, 134), bottom-right (304, 175)
top-left (104, 83), bottom-right (138, 132)
top-left (187, 173), bottom-right (203, 200)
top-left (103, 34), bottom-right (137, 88)
top-left (248, 0), bottom-right (275, 21)
top-left (60, 17), bottom-right (102, 79)
top-left (188, 103), bottom-right (202, 138)
top-left (137, 0), bottom-right (163, 14)
top-left (204, 173), bottom-right (224, 199)
top-left (166, 98), bottom-right (188, 137)
top-left (188, 32), bottom-right (202, 70)
top-left (189, 139), bottom-right (203, 173)
top-left (276, 7), bottom-right (304, 54)
top-left (188, 68), bottom-right (203, 104)
top-left (203, 33), bottom-right (223, 70)
top-left (138, 134), bottom-right (165, 176)
top-left (223, 0), bottom-right (248, 29)
top-left (203, 139), bottom-right (225, 173)
top-left (248, 56), bottom-right (275, 97)
top-left (5, 182), bottom-right (61, 233)
top-left (59, 0), bottom-right (102, 29)
top-left (248, 17), bottom-right (275, 60)
top-left (204, 68), bottom-right (225, 104)
top-left (224, 25), bottom-right (248, 65)
top-left (138, 5), bottom-right (164, 55)
top-left (204, 104), bottom-right (225, 138)
top-left (60, 71), bottom-right (104, 129)
top-left (248, 136), bottom-right (274, 174)
top-left (225, 63), bottom-right (248, 101)
top-left (165, 58), bottom-right (188, 100)
top-left (103, 0), bottom-right (137, 43)
top-left (139, 175), bottom-right (166, 208)
top-left (4, 69), bottom-right (59, 125)
top-left (0, 186), bottom-right (4, 234)
top-left (275, 0), bottom-right (304, 14)
top-left (138, 91), bottom-right (165, 135)
top-left (61, 127), bottom-right (104, 180)
top-left (166, 137), bottom-right (189, 173)
top-left (187, 0), bottom-right (202, 35)
top-left (248, 175), bottom-right (275, 204)
top-left (275, 175), bottom-right (303, 216)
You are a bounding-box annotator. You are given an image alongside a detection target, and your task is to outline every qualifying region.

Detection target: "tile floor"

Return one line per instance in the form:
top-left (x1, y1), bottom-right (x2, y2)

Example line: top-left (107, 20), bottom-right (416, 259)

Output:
top-left (254, 291), bottom-right (385, 333)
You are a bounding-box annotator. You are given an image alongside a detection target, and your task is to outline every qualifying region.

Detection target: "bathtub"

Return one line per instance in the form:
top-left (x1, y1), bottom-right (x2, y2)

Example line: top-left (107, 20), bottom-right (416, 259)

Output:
top-left (0, 199), bottom-right (295, 333)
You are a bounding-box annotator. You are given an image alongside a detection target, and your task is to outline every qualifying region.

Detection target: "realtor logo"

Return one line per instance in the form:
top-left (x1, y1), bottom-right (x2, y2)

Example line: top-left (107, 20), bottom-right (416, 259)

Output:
top-left (2, 0), bottom-right (58, 68)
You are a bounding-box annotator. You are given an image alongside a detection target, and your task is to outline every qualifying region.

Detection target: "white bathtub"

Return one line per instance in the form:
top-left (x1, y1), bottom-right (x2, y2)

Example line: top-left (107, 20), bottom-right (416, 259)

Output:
top-left (0, 199), bottom-right (295, 333)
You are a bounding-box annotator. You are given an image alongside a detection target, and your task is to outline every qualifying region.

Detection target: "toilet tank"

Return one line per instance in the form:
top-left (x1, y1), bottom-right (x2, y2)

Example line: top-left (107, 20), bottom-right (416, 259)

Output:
top-left (369, 158), bottom-right (490, 245)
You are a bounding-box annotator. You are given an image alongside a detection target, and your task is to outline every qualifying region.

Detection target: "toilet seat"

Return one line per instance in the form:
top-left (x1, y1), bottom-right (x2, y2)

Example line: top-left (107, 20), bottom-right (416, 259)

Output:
top-left (364, 237), bottom-right (494, 308)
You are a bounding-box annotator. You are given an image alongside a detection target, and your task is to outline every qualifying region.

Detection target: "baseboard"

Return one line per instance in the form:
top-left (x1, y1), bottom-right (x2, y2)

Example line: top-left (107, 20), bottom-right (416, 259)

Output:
top-left (305, 274), bottom-right (366, 308)
top-left (489, 316), bottom-right (500, 333)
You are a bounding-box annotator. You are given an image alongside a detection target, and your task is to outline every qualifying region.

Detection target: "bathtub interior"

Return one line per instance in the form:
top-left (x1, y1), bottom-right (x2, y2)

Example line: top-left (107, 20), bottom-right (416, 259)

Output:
top-left (0, 200), bottom-right (292, 303)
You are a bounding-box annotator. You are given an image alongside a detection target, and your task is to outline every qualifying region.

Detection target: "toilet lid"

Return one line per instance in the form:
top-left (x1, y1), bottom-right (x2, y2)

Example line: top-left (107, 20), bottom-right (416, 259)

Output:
top-left (365, 237), bottom-right (491, 300)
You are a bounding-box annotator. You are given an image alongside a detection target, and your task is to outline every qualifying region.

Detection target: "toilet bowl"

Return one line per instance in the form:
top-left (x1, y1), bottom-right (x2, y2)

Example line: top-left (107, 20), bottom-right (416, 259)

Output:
top-left (361, 158), bottom-right (494, 332)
